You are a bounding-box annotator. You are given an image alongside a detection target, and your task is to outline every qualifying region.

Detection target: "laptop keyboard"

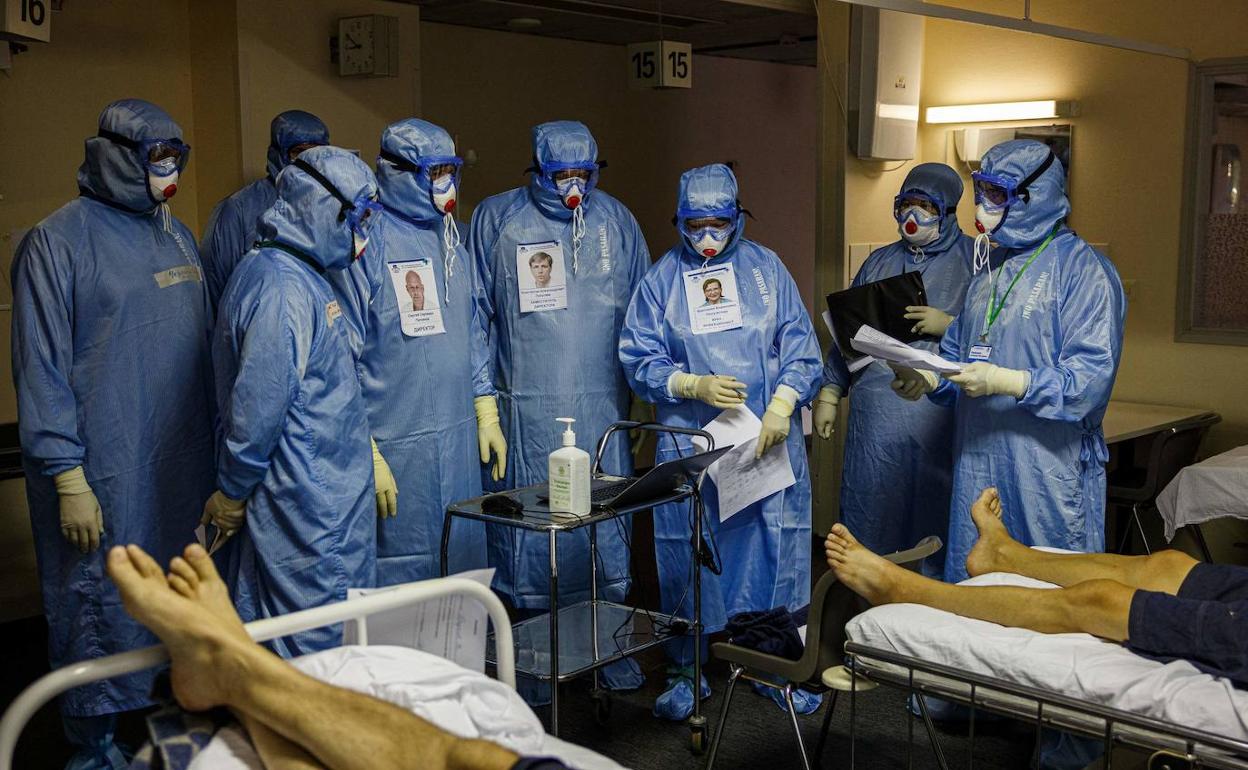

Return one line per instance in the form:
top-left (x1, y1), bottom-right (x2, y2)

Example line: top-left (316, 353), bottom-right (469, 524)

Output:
top-left (590, 479), bottom-right (634, 503)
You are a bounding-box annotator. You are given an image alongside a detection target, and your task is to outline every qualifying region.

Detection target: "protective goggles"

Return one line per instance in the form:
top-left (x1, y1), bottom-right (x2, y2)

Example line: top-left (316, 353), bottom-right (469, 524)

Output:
top-left (293, 158), bottom-right (381, 236)
top-left (972, 149), bottom-right (1057, 211)
top-left (534, 160), bottom-right (601, 193)
top-left (99, 129), bottom-right (190, 173)
top-left (677, 201), bottom-right (739, 230)
top-left (892, 191), bottom-right (948, 224)
top-left (680, 216), bottom-right (734, 243)
top-left (379, 150), bottom-right (463, 194)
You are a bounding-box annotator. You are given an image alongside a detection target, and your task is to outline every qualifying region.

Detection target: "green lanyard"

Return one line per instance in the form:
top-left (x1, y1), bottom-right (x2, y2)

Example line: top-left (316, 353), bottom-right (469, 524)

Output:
top-left (979, 226), bottom-right (1059, 341)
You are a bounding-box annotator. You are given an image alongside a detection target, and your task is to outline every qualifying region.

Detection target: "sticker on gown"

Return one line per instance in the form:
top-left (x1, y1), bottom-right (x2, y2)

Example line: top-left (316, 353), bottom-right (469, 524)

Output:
top-left (516, 241), bottom-right (568, 314)
top-left (388, 258), bottom-right (446, 337)
top-left (684, 263), bottom-right (743, 335)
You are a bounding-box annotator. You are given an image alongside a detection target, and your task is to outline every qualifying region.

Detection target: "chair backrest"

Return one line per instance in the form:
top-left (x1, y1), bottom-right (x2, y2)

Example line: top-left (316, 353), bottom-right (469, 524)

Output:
top-left (1143, 413), bottom-right (1221, 498)
top-left (800, 536), bottom-right (943, 687)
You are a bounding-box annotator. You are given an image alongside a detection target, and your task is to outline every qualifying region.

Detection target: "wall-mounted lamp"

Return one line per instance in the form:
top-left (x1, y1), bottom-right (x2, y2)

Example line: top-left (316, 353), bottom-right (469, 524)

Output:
top-left (925, 100), bottom-right (1080, 124)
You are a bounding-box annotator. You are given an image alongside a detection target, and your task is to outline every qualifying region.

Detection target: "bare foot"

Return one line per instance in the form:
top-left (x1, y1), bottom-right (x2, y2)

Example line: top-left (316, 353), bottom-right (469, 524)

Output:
top-left (965, 487), bottom-right (1017, 577)
top-left (108, 544), bottom-right (254, 712)
top-left (823, 524), bottom-right (908, 605)
top-left (166, 544), bottom-right (249, 642)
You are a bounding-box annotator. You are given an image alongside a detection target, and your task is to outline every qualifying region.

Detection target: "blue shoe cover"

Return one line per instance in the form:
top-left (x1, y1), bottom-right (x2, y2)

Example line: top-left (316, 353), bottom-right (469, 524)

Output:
top-left (752, 681), bottom-right (822, 714)
top-left (653, 666), bottom-right (711, 721)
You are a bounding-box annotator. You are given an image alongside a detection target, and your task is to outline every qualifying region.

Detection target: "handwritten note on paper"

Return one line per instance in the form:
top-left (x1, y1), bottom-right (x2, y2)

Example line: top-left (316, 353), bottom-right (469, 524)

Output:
top-left (708, 437), bottom-right (796, 522)
top-left (344, 568), bottom-right (496, 673)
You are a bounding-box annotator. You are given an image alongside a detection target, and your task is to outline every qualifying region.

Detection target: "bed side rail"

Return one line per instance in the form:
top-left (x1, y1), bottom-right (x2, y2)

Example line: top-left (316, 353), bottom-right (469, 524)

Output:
top-left (0, 577), bottom-right (513, 770)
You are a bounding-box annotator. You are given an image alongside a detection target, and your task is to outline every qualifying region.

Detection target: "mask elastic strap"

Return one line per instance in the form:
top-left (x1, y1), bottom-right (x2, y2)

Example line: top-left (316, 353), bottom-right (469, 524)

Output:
top-left (973, 232), bottom-right (991, 274)
top-left (442, 213), bottom-right (460, 305)
top-left (910, 245), bottom-right (926, 264)
top-left (97, 128), bottom-right (141, 151)
top-left (293, 158), bottom-right (354, 221)
top-left (571, 205), bottom-right (586, 275)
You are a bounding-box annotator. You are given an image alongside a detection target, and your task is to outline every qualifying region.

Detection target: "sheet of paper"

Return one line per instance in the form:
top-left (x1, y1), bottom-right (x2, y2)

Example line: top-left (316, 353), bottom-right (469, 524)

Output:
top-left (707, 437), bottom-right (796, 522)
top-left (343, 568), bottom-right (495, 673)
top-left (822, 309), bottom-right (875, 372)
top-left (692, 403), bottom-right (759, 454)
top-left (850, 324), bottom-right (963, 374)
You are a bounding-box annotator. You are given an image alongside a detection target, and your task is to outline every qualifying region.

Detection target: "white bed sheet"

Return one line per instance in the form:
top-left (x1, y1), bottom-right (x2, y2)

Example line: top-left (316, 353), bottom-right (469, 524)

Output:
top-left (188, 645), bottom-right (627, 770)
top-left (845, 571), bottom-right (1248, 743)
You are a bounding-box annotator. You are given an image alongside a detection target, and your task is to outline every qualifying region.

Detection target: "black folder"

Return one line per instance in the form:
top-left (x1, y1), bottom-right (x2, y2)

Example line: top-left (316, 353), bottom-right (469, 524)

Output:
top-left (825, 271), bottom-right (928, 363)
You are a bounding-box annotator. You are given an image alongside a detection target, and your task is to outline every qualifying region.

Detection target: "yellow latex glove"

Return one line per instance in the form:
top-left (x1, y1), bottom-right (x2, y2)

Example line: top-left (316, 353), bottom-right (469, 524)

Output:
top-left (54, 466), bottom-right (103, 554)
top-left (628, 396), bottom-right (655, 457)
top-left (757, 385), bottom-right (799, 459)
top-left (372, 438), bottom-right (398, 519)
top-left (944, 362), bottom-right (1030, 399)
top-left (888, 364), bottom-right (938, 401)
top-left (474, 396), bottom-right (508, 482)
top-left (201, 489), bottom-right (246, 533)
top-left (812, 386), bottom-right (841, 441)
top-left (903, 305), bottom-right (955, 336)
top-left (671, 372), bottom-right (747, 409)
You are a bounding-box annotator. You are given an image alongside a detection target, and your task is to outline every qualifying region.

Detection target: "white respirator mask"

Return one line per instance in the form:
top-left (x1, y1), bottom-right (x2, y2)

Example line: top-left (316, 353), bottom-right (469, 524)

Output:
top-left (556, 177), bottom-right (586, 210)
top-left (975, 204), bottom-right (1004, 235)
top-left (148, 157), bottom-right (179, 201)
top-left (433, 183), bottom-right (457, 215)
top-left (898, 207), bottom-right (940, 247)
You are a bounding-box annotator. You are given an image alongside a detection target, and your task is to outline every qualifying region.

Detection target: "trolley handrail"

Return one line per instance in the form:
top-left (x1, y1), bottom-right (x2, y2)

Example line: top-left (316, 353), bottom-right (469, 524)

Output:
top-left (0, 577), bottom-right (513, 770)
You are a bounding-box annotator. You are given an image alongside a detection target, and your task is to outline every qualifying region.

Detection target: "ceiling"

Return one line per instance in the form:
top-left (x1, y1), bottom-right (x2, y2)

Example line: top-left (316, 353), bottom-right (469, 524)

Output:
top-left (394, 0), bottom-right (818, 66)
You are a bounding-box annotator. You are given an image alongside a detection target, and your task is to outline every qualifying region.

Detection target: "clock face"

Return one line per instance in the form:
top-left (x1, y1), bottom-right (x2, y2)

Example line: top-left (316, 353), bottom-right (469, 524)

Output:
top-left (339, 16), bottom-right (375, 76)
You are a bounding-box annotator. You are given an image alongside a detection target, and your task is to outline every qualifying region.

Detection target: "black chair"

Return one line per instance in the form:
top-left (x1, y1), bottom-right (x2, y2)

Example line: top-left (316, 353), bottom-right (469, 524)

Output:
top-left (1107, 413), bottom-right (1220, 559)
top-left (703, 536), bottom-right (942, 770)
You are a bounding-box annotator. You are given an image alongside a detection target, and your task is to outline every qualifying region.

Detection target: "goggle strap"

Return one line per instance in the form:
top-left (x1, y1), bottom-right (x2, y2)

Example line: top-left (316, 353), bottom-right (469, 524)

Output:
top-left (96, 128), bottom-right (141, 151)
top-left (1015, 150), bottom-right (1057, 203)
top-left (293, 158), bottom-right (354, 221)
top-left (379, 149), bottom-right (421, 174)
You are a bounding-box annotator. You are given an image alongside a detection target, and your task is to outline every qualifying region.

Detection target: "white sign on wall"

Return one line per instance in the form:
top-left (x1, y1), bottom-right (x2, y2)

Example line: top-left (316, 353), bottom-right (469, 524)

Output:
top-left (626, 40), bottom-right (691, 90)
top-left (1, 0), bottom-right (51, 43)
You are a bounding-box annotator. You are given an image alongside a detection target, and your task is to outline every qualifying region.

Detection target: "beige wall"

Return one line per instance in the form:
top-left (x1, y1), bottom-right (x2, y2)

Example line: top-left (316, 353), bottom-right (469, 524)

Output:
top-left (420, 21), bottom-right (818, 312)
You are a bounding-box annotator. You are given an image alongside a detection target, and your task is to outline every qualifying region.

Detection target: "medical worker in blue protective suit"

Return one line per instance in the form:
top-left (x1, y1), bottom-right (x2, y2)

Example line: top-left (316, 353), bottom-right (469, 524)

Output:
top-left (818, 163), bottom-right (974, 578)
top-left (470, 121), bottom-right (649, 699)
top-left (201, 110), bottom-right (329, 308)
top-left (619, 164), bottom-right (823, 719)
top-left (891, 140), bottom-right (1126, 588)
top-left (210, 146), bottom-right (381, 658)
top-left (11, 98), bottom-right (215, 768)
top-left (349, 118), bottom-right (500, 583)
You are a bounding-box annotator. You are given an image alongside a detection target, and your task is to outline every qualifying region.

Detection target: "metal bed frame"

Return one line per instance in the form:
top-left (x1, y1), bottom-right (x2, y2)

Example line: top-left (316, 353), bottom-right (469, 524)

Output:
top-left (0, 576), bottom-right (515, 770)
top-left (841, 641), bottom-right (1248, 770)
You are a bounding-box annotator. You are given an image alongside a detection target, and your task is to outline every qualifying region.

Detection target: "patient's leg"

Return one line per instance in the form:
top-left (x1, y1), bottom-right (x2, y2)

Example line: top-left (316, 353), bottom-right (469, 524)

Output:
top-left (109, 544), bottom-right (520, 770)
top-left (964, 487), bottom-right (1197, 595)
top-left (826, 525), bottom-right (1134, 641)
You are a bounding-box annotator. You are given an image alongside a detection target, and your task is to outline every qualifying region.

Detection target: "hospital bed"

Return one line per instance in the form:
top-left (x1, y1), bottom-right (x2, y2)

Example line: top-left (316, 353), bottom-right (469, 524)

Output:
top-left (840, 570), bottom-right (1248, 769)
top-left (0, 577), bottom-right (626, 770)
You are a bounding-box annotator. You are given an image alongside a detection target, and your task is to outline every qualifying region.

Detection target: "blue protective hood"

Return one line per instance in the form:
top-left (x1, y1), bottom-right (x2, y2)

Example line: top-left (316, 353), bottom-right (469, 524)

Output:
top-left (376, 118), bottom-right (456, 225)
top-left (257, 145), bottom-right (378, 272)
top-left (675, 163), bottom-right (746, 260)
top-left (898, 162), bottom-right (964, 255)
top-left (77, 99), bottom-right (184, 214)
top-left (265, 110), bottom-right (330, 180)
top-left (979, 139), bottom-right (1070, 249)
top-left (527, 121), bottom-right (598, 221)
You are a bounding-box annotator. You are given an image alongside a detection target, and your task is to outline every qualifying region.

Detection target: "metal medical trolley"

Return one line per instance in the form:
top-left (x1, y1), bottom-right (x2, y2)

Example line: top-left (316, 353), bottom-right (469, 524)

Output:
top-left (441, 421), bottom-right (716, 751)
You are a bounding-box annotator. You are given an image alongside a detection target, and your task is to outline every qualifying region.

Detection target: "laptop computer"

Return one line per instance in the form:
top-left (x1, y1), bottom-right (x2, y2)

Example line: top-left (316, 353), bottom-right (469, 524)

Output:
top-left (584, 445), bottom-right (733, 510)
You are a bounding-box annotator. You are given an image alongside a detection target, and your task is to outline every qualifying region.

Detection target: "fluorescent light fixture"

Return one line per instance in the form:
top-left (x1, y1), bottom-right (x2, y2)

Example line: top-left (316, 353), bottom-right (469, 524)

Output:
top-left (876, 103), bottom-right (920, 122)
top-left (925, 100), bottom-right (1079, 124)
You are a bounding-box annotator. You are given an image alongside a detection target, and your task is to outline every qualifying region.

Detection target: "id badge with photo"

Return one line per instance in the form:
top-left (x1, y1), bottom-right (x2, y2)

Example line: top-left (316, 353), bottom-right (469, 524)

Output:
top-left (388, 259), bottom-right (446, 338)
top-left (516, 241), bottom-right (569, 314)
top-left (684, 263), bottom-right (743, 335)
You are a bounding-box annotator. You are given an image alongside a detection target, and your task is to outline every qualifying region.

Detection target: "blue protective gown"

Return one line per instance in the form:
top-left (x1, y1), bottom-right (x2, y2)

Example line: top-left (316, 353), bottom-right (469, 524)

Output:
top-left (931, 140), bottom-right (1126, 582)
top-left (11, 99), bottom-right (216, 719)
top-left (201, 111), bottom-right (329, 309)
top-left (469, 122), bottom-right (649, 610)
top-left (212, 146), bottom-right (378, 657)
top-left (349, 119), bottom-right (488, 583)
top-left (824, 164), bottom-right (974, 575)
top-left (619, 164), bottom-right (823, 659)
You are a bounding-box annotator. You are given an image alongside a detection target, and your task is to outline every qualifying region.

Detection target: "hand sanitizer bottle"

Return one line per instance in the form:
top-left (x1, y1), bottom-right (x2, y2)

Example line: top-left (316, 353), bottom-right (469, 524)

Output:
top-left (549, 417), bottom-right (590, 515)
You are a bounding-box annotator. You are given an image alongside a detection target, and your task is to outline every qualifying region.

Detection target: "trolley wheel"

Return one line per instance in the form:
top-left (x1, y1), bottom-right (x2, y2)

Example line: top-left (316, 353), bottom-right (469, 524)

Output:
top-left (688, 721), bottom-right (707, 754)
top-left (590, 690), bottom-right (612, 725)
